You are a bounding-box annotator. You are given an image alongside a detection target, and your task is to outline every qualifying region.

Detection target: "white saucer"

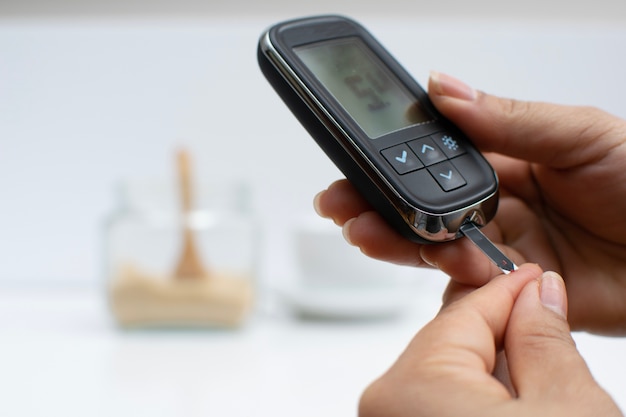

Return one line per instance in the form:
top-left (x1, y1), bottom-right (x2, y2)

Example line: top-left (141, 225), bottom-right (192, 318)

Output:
top-left (278, 282), bottom-right (418, 320)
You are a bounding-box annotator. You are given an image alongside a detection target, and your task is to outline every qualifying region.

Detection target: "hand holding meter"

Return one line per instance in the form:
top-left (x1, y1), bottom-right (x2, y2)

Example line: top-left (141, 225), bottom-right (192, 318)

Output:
top-left (258, 15), bottom-right (516, 273)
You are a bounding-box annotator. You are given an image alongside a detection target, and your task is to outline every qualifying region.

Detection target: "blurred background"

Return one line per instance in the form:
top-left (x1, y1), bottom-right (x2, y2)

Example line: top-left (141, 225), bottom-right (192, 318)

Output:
top-left (1, 1), bottom-right (626, 416)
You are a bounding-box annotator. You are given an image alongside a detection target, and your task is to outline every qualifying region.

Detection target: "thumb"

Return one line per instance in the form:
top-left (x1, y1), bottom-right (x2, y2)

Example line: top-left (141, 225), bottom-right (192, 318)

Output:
top-left (505, 271), bottom-right (618, 409)
top-left (428, 71), bottom-right (622, 169)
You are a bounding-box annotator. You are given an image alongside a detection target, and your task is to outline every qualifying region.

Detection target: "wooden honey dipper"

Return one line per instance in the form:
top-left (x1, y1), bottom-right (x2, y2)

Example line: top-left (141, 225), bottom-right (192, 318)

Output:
top-left (173, 149), bottom-right (209, 280)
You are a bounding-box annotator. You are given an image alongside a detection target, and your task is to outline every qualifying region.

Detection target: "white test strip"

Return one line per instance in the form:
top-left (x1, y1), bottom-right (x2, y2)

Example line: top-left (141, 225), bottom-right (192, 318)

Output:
top-left (459, 222), bottom-right (518, 274)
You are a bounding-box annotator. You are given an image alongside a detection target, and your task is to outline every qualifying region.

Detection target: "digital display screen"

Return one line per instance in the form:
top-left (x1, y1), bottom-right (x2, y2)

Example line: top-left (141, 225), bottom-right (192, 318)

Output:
top-left (294, 37), bottom-right (432, 139)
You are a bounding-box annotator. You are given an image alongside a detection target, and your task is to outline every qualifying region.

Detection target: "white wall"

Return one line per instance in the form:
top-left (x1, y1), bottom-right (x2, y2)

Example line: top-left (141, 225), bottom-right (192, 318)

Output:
top-left (3, 0), bottom-right (626, 22)
top-left (1, 5), bottom-right (626, 286)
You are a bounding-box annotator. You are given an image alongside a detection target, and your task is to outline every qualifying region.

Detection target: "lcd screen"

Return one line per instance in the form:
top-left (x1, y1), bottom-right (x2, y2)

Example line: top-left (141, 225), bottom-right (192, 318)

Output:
top-left (294, 37), bottom-right (432, 138)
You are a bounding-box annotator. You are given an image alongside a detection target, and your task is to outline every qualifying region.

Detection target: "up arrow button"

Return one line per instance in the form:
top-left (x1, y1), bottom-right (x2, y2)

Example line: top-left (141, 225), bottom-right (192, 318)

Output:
top-left (408, 137), bottom-right (446, 166)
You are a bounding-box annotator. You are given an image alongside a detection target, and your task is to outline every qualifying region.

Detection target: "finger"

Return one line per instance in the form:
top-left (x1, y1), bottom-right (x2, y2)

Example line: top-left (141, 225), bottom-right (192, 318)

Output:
top-left (421, 221), bottom-right (524, 286)
top-left (505, 271), bottom-right (616, 408)
top-left (441, 279), bottom-right (476, 309)
top-left (421, 234), bottom-right (504, 284)
top-left (492, 194), bottom-right (560, 272)
top-left (360, 265), bottom-right (543, 417)
top-left (492, 351), bottom-right (516, 397)
top-left (314, 179), bottom-right (372, 226)
top-left (409, 264), bottom-right (543, 374)
top-left (343, 211), bottom-right (429, 268)
top-left (486, 153), bottom-right (542, 204)
top-left (428, 71), bottom-right (623, 168)
top-left (440, 274), bottom-right (532, 399)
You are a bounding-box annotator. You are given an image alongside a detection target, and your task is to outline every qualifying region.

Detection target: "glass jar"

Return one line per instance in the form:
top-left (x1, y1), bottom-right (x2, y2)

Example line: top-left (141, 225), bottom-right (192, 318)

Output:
top-left (103, 179), bottom-right (258, 328)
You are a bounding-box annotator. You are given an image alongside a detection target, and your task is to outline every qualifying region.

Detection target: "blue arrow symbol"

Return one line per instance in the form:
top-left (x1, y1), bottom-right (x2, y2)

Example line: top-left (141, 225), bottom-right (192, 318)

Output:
top-left (439, 170), bottom-right (453, 180)
top-left (395, 150), bottom-right (408, 163)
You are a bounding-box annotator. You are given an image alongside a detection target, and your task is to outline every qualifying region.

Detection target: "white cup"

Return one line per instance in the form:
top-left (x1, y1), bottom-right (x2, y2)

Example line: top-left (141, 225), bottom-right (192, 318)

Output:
top-left (283, 215), bottom-right (419, 320)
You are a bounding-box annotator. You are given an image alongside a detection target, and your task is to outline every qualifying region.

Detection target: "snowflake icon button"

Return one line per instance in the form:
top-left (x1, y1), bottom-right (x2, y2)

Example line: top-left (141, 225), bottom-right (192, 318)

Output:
top-left (431, 132), bottom-right (466, 158)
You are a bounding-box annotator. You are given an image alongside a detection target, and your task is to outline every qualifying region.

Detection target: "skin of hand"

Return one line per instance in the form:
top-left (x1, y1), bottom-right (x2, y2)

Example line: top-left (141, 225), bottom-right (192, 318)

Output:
top-left (358, 264), bottom-right (623, 417)
top-left (314, 72), bottom-right (626, 335)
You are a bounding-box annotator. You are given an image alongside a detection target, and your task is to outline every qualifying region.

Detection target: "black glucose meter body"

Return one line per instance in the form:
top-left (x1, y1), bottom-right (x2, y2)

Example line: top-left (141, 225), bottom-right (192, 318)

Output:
top-left (258, 15), bottom-right (499, 244)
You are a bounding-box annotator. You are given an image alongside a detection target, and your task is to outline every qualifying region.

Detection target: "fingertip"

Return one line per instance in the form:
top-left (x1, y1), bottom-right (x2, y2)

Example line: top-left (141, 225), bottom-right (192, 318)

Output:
top-left (428, 71), bottom-right (477, 101)
top-left (314, 179), bottom-right (374, 226)
top-left (497, 263), bottom-right (544, 291)
top-left (340, 211), bottom-right (429, 267)
top-left (342, 217), bottom-right (356, 246)
top-left (313, 189), bottom-right (327, 218)
top-left (511, 262), bottom-right (543, 280)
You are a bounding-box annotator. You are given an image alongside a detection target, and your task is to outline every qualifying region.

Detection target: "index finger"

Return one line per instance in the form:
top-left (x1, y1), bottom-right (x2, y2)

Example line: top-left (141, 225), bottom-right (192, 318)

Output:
top-left (428, 72), bottom-right (624, 169)
top-left (402, 264), bottom-right (543, 375)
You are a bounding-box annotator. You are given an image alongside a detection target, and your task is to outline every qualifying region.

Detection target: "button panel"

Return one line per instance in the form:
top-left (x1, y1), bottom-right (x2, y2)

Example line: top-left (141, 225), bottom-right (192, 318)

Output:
top-left (381, 131), bottom-right (468, 192)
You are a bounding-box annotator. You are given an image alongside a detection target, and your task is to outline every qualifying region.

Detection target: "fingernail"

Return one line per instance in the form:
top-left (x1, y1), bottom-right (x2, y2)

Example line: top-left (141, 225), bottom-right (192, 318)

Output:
top-left (539, 271), bottom-right (567, 319)
top-left (342, 217), bottom-right (356, 246)
top-left (419, 247), bottom-right (437, 268)
top-left (313, 191), bottom-right (326, 217)
top-left (429, 71), bottom-right (477, 101)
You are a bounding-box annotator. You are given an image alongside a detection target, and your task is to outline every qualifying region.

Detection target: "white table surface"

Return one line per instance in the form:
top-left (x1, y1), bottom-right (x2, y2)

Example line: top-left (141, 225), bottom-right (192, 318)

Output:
top-left (1, 276), bottom-right (624, 417)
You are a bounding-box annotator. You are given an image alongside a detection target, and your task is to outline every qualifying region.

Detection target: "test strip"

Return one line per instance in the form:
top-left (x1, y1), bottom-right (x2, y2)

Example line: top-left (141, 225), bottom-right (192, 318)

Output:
top-left (459, 222), bottom-right (518, 274)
